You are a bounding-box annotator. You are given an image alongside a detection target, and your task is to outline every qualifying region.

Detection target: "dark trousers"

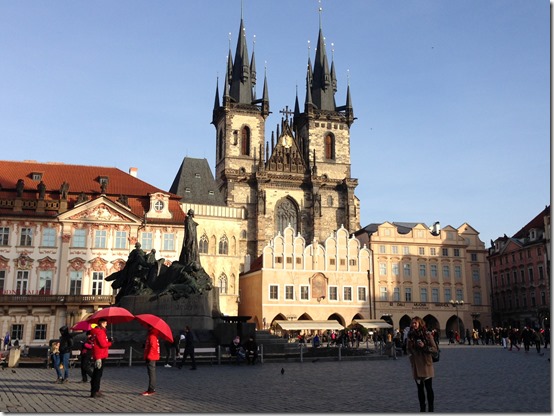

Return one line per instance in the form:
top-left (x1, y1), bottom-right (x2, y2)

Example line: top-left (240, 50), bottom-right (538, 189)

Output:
top-left (246, 350), bottom-right (258, 365)
top-left (179, 349), bottom-right (195, 368)
top-left (90, 359), bottom-right (104, 396)
top-left (146, 360), bottom-right (156, 392)
top-left (164, 346), bottom-right (177, 366)
top-left (80, 353), bottom-right (93, 381)
top-left (416, 378), bottom-right (434, 412)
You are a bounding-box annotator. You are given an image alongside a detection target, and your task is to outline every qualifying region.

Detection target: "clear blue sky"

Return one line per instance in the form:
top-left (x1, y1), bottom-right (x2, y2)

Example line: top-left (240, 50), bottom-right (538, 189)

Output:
top-left (0, 1), bottom-right (550, 246)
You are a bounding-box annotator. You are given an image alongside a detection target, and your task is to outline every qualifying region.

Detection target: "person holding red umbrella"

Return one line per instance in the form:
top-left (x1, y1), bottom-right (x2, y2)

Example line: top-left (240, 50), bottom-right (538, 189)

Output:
top-left (90, 318), bottom-right (112, 399)
top-left (142, 325), bottom-right (160, 396)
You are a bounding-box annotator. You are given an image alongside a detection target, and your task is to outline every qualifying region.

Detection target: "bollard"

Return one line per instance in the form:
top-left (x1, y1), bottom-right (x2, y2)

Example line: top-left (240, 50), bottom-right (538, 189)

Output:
top-left (260, 344), bottom-right (263, 364)
top-left (129, 346), bottom-right (133, 367)
top-left (338, 345), bottom-right (342, 361)
top-left (217, 345), bottom-right (221, 365)
top-left (300, 343), bottom-right (303, 362)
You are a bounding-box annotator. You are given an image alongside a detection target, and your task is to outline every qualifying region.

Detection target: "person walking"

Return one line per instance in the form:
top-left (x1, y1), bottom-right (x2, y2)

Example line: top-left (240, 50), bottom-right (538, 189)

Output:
top-left (141, 326), bottom-right (160, 396)
top-left (58, 326), bottom-right (74, 383)
top-left (163, 337), bottom-right (177, 368)
top-left (90, 318), bottom-right (112, 399)
top-left (407, 316), bottom-right (438, 412)
top-left (3, 332), bottom-right (9, 350)
top-left (177, 326), bottom-right (196, 370)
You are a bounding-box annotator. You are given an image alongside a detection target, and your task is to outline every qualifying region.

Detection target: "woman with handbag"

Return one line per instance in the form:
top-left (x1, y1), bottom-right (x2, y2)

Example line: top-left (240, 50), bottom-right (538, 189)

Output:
top-left (407, 316), bottom-right (438, 412)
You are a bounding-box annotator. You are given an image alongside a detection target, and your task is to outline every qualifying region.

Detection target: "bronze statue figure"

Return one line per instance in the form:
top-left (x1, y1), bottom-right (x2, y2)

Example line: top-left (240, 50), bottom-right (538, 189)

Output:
top-left (178, 209), bottom-right (200, 268)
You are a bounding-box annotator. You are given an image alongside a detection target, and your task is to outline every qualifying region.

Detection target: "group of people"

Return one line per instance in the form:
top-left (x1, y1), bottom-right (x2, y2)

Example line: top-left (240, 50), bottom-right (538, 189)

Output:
top-left (49, 319), bottom-right (113, 398)
top-left (228, 335), bottom-right (258, 365)
top-left (447, 325), bottom-right (550, 349)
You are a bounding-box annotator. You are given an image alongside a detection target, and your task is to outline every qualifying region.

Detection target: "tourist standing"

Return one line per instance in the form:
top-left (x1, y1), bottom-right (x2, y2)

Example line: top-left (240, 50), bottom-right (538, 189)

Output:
top-left (407, 316), bottom-right (438, 412)
top-left (90, 318), bottom-right (112, 398)
top-left (141, 326), bottom-right (160, 396)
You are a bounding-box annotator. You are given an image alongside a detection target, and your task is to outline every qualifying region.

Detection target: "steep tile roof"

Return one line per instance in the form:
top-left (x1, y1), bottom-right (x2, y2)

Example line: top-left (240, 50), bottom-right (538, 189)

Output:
top-left (169, 157), bottom-right (225, 205)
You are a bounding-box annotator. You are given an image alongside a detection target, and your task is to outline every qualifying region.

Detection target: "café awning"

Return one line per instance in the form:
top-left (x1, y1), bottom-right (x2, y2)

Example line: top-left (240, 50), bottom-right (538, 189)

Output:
top-left (274, 320), bottom-right (345, 331)
top-left (352, 319), bottom-right (393, 329)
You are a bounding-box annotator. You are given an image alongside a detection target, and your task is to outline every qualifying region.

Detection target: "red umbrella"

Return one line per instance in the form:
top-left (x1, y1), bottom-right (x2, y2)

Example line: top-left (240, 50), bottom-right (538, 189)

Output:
top-left (134, 314), bottom-right (174, 344)
top-left (87, 306), bottom-right (135, 324)
top-left (71, 321), bottom-right (97, 332)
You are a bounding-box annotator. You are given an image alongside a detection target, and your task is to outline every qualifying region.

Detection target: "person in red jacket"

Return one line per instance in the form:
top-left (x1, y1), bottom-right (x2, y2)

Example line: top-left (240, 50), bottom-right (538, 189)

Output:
top-left (90, 318), bottom-right (112, 399)
top-left (142, 326), bottom-right (160, 396)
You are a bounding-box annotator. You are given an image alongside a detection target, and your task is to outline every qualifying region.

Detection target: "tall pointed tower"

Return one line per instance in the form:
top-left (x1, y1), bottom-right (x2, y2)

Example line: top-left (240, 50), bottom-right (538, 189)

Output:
top-left (290, 9), bottom-right (359, 245)
top-left (211, 11), bottom-right (270, 257)
top-left (212, 7), bottom-right (359, 259)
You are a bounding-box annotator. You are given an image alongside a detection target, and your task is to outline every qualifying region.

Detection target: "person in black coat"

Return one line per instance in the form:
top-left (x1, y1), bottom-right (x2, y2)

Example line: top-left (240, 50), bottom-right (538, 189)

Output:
top-left (177, 326), bottom-right (196, 370)
top-left (244, 336), bottom-right (258, 365)
top-left (58, 326), bottom-right (74, 383)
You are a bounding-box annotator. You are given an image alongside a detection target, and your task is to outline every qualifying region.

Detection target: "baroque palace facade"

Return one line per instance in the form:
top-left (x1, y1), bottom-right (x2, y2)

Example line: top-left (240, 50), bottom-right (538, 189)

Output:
top-left (0, 161), bottom-right (184, 346)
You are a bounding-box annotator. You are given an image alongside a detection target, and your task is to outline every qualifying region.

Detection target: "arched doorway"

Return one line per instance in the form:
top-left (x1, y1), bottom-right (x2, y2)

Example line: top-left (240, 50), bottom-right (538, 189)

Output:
top-left (399, 314), bottom-right (412, 331)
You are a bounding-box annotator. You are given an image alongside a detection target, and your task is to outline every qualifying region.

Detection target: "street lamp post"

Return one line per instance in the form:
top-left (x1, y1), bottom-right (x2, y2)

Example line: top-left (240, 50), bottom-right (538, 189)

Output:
top-left (450, 299), bottom-right (464, 343)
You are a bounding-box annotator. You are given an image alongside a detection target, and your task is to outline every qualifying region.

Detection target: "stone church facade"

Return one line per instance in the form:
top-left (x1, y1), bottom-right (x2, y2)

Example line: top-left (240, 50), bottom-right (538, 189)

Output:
top-left (170, 11), bottom-right (362, 319)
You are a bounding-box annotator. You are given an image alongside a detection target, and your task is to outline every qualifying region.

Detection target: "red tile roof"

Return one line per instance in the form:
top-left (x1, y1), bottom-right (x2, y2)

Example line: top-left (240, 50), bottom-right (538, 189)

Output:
top-left (0, 160), bottom-right (185, 223)
top-left (512, 205), bottom-right (550, 239)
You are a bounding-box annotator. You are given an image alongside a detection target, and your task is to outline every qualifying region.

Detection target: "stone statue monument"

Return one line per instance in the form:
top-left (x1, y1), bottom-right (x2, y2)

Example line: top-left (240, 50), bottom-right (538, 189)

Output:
top-left (105, 210), bottom-right (213, 304)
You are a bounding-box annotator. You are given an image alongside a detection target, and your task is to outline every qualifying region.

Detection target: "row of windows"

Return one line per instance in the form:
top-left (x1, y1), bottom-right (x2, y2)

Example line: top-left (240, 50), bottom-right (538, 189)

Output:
top-left (268, 285), bottom-right (367, 302)
top-left (0, 270), bottom-right (109, 296)
top-left (379, 230), bottom-right (461, 240)
top-left (494, 265), bottom-right (545, 287)
top-left (0, 226), bottom-right (57, 247)
top-left (378, 287), bottom-right (480, 304)
top-left (379, 263), bottom-right (473, 280)
top-left (8, 324), bottom-right (48, 342)
top-left (492, 246), bottom-right (543, 266)
top-left (0, 227), bottom-right (182, 252)
top-left (378, 244), bottom-right (474, 259)
top-left (495, 291), bottom-right (547, 309)
top-left (274, 256), bottom-right (358, 267)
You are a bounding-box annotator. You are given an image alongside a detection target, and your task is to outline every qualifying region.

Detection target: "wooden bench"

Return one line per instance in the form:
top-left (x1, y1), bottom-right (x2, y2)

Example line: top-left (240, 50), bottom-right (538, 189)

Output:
top-left (106, 348), bottom-right (125, 366)
top-left (70, 348), bottom-right (126, 367)
top-left (69, 350), bottom-right (81, 368)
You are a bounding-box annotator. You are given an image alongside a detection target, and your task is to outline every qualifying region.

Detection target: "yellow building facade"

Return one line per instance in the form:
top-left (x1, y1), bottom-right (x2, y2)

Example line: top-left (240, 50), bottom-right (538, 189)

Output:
top-left (356, 221), bottom-right (492, 335)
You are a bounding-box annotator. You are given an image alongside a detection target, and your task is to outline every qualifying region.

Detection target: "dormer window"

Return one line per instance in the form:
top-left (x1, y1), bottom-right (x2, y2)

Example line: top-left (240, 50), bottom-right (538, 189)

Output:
top-left (31, 172), bottom-right (43, 181)
top-left (195, 173), bottom-right (201, 179)
top-left (154, 200), bottom-right (164, 212)
top-left (185, 188), bottom-right (191, 193)
top-left (530, 229), bottom-right (537, 240)
top-left (208, 191), bottom-right (214, 196)
top-left (99, 176), bottom-right (109, 186)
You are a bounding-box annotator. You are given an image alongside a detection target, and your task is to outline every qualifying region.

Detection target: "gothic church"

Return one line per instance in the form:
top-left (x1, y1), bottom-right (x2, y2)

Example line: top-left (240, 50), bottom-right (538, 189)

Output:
top-left (172, 10), bottom-right (360, 263)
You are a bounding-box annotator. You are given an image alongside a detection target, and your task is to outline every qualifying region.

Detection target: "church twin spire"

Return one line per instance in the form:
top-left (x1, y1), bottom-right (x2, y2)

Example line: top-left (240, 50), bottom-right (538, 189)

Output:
top-left (213, 5), bottom-right (354, 130)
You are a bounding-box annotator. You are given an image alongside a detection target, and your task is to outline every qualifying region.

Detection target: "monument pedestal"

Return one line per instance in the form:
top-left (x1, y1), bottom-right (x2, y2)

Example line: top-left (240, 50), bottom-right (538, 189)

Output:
top-left (113, 289), bottom-right (221, 345)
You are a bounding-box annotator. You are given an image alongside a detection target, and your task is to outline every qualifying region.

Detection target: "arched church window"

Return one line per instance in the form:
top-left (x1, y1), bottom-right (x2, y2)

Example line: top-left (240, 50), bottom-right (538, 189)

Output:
top-left (241, 126), bottom-right (251, 156)
top-left (327, 195), bottom-right (333, 206)
top-left (218, 274), bottom-right (228, 294)
top-left (199, 234), bottom-right (209, 254)
top-left (275, 198), bottom-right (298, 235)
top-left (324, 133), bottom-right (335, 160)
top-left (219, 235), bottom-right (229, 255)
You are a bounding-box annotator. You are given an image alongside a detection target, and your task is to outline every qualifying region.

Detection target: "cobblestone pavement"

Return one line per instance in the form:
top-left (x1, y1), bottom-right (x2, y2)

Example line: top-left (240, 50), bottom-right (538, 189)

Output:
top-left (0, 344), bottom-right (550, 413)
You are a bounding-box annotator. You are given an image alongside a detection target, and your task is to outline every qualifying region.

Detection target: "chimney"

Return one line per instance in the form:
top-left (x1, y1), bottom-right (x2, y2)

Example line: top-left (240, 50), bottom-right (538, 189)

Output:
top-left (129, 167), bottom-right (138, 177)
